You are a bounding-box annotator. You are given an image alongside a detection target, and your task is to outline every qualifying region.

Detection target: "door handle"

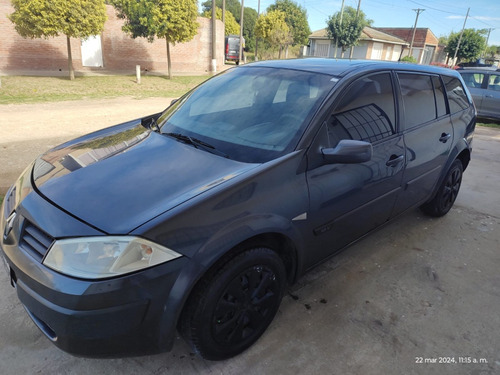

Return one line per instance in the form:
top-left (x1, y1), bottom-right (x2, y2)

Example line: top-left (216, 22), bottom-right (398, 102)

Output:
top-left (439, 133), bottom-right (451, 143)
top-left (386, 154), bottom-right (404, 167)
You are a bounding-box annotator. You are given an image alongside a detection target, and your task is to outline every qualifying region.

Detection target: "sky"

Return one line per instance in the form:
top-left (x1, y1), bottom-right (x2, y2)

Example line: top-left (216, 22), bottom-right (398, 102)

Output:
top-left (205, 0), bottom-right (500, 46)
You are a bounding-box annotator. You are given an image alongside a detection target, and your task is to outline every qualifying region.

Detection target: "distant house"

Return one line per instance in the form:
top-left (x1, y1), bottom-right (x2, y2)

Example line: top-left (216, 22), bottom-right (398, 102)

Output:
top-left (307, 26), bottom-right (408, 61)
top-left (375, 28), bottom-right (441, 64)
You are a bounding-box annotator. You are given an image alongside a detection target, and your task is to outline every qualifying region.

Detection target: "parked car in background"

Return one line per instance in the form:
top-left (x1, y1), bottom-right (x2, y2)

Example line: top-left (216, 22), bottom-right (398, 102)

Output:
top-left (225, 34), bottom-right (244, 65)
top-left (1, 59), bottom-right (475, 361)
top-left (458, 68), bottom-right (500, 121)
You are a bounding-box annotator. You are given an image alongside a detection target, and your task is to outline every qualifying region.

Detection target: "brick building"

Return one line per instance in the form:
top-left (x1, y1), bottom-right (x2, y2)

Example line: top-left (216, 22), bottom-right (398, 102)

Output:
top-left (0, 1), bottom-right (224, 75)
top-left (374, 28), bottom-right (442, 65)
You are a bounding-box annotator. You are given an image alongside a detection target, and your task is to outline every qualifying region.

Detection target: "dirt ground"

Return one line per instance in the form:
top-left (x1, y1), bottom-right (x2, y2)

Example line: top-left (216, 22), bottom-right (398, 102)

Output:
top-left (0, 97), bottom-right (174, 194)
top-left (0, 98), bottom-right (499, 375)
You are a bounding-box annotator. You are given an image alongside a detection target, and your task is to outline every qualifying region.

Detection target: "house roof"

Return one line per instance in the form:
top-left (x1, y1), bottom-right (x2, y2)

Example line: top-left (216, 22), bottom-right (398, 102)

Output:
top-left (374, 28), bottom-right (439, 47)
top-left (309, 26), bottom-right (408, 46)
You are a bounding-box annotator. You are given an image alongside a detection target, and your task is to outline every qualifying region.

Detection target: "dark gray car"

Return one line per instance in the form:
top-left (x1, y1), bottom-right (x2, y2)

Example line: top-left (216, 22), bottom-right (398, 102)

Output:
top-left (0, 59), bottom-right (475, 360)
top-left (458, 68), bottom-right (500, 121)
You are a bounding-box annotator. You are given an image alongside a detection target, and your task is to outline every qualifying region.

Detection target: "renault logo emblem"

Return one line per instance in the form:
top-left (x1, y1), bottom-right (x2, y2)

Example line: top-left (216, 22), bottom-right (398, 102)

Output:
top-left (4, 212), bottom-right (16, 239)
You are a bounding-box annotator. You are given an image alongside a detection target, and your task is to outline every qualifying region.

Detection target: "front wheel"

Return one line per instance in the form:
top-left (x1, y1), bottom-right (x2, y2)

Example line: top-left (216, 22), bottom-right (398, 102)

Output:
top-left (421, 159), bottom-right (463, 217)
top-left (179, 248), bottom-right (286, 360)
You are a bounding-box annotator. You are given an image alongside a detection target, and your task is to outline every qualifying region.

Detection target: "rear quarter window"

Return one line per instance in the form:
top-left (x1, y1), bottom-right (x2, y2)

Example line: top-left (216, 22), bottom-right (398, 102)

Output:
top-left (442, 75), bottom-right (470, 114)
top-left (487, 74), bottom-right (500, 91)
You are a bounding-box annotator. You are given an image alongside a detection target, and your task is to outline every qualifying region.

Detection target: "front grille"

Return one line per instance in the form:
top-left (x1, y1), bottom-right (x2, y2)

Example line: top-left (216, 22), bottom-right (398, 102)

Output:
top-left (20, 222), bottom-right (54, 262)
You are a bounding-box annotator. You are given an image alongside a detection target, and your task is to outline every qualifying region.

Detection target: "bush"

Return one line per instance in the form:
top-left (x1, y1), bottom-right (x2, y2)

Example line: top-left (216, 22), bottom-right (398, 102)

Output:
top-left (400, 55), bottom-right (417, 63)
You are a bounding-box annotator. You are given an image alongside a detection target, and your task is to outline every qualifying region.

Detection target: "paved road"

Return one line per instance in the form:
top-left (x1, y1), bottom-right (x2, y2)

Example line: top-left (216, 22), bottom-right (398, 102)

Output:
top-left (0, 100), bottom-right (499, 374)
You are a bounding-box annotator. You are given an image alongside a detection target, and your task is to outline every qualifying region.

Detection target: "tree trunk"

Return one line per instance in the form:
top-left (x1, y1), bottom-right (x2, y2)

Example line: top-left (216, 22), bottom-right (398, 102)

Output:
top-left (66, 35), bottom-right (75, 80)
top-left (166, 39), bottom-right (172, 80)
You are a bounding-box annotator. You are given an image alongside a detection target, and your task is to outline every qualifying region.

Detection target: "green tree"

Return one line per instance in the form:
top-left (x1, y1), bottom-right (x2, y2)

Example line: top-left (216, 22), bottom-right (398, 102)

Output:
top-left (445, 29), bottom-right (487, 63)
top-left (267, 0), bottom-right (310, 46)
top-left (202, 0), bottom-right (240, 22)
top-left (202, 0), bottom-right (258, 52)
top-left (485, 45), bottom-right (500, 58)
top-left (327, 6), bottom-right (371, 57)
top-left (111, 0), bottom-right (199, 79)
top-left (202, 7), bottom-right (240, 36)
top-left (255, 10), bottom-right (292, 59)
top-left (242, 7), bottom-right (258, 52)
top-left (8, 0), bottom-right (107, 80)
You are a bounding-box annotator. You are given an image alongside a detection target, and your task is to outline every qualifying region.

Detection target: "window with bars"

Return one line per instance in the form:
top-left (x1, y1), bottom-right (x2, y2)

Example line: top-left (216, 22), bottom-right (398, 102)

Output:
top-left (328, 72), bottom-right (396, 146)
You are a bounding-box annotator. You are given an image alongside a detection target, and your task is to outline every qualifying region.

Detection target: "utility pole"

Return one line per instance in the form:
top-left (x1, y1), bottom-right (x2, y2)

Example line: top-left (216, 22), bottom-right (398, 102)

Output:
top-left (349, 0), bottom-right (362, 59)
top-left (483, 28), bottom-right (493, 58)
top-left (334, 0), bottom-right (345, 59)
top-left (452, 7), bottom-right (470, 64)
top-left (255, 0), bottom-right (261, 61)
top-left (239, 0), bottom-right (244, 64)
top-left (409, 8), bottom-right (425, 60)
top-left (211, 0), bottom-right (217, 73)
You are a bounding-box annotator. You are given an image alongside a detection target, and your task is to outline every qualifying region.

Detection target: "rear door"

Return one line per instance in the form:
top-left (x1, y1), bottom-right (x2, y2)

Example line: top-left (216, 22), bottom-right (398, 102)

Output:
top-left (392, 73), bottom-right (453, 214)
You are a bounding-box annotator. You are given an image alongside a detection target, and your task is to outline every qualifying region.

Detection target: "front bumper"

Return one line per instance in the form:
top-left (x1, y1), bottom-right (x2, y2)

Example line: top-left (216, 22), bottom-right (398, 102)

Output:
top-left (1, 244), bottom-right (187, 357)
top-left (0, 187), bottom-right (188, 357)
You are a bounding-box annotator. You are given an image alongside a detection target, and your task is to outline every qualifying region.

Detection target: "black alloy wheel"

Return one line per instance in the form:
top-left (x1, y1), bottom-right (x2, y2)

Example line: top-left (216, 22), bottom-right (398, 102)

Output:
top-left (421, 159), bottom-right (463, 217)
top-left (180, 247), bottom-right (286, 360)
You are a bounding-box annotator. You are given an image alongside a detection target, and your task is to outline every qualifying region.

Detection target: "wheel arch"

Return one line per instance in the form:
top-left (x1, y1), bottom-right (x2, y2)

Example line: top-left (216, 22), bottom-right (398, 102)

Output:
top-left (456, 147), bottom-right (471, 172)
top-left (164, 218), bottom-right (302, 339)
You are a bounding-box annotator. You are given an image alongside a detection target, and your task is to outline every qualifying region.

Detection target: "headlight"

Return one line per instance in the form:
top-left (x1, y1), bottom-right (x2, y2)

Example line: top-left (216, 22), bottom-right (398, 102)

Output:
top-left (43, 236), bottom-right (181, 279)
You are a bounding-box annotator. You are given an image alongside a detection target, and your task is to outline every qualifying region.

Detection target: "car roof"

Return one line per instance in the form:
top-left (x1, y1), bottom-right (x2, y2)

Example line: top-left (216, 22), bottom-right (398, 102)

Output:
top-left (242, 58), bottom-right (462, 78)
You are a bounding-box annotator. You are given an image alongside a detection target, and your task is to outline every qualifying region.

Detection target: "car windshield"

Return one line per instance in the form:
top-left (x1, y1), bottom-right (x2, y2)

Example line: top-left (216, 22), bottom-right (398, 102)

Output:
top-left (157, 66), bottom-right (337, 163)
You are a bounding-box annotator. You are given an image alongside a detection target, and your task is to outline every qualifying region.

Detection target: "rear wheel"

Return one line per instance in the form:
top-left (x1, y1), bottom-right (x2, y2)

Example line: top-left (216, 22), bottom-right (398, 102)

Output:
top-left (180, 248), bottom-right (286, 360)
top-left (421, 159), bottom-right (463, 217)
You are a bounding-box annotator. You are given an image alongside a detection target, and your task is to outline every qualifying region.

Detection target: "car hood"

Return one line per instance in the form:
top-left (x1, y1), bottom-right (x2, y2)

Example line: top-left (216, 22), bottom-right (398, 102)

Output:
top-left (33, 121), bottom-right (256, 234)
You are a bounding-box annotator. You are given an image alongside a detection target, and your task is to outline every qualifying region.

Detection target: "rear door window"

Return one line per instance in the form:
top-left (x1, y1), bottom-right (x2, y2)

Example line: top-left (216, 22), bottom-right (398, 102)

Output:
top-left (398, 73), bottom-right (436, 129)
top-left (460, 72), bottom-right (485, 89)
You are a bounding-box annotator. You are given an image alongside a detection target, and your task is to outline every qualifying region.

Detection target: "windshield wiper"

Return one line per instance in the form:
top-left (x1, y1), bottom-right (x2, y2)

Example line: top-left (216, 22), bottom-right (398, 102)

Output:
top-left (164, 132), bottom-right (229, 158)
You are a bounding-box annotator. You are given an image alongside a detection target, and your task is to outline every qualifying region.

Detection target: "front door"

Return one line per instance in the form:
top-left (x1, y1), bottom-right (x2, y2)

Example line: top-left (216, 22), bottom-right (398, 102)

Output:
top-left (303, 72), bottom-right (405, 269)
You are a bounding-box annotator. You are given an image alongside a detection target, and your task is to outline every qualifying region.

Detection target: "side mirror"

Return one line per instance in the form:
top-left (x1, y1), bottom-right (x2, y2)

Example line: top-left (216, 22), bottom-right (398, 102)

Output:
top-left (321, 140), bottom-right (372, 164)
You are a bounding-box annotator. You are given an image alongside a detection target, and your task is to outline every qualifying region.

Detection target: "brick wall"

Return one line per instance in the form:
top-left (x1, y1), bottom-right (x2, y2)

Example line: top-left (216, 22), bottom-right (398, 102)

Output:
top-left (375, 28), bottom-right (438, 48)
top-left (0, 1), bottom-right (224, 74)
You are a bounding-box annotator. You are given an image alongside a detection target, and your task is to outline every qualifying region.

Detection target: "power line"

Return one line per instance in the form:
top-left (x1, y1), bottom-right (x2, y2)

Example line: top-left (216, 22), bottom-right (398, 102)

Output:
top-left (407, 0), bottom-right (457, 15)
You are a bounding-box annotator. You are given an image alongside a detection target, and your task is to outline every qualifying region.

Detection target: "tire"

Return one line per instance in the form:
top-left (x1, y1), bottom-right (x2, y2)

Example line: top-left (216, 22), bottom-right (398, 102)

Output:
top-left (421, 159), bottom-right (463, 217)
top-left (179, 248), bottom-right (286, 360)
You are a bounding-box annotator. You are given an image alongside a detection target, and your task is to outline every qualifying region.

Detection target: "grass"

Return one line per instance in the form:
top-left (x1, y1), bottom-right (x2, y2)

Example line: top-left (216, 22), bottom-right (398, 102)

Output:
top-left (477, 120), bottom-right (500, 129)
top-left (0, 75), bottom-right (210, 105)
